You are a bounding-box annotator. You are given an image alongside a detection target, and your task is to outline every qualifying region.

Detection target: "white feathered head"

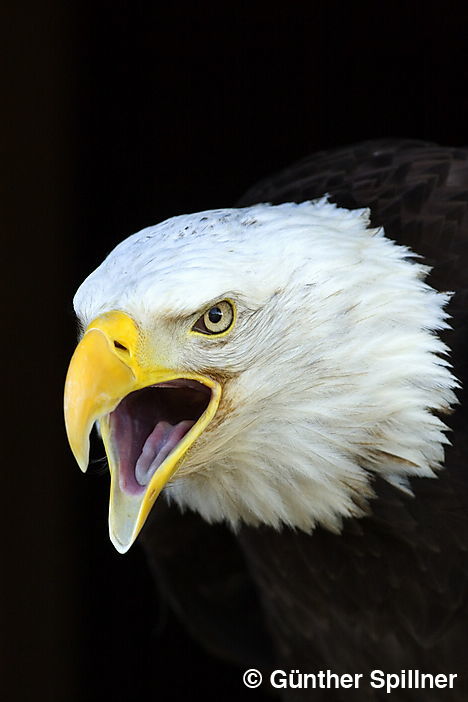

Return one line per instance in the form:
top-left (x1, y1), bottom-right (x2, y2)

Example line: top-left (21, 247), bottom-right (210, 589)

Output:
top-left (64, 200), bottom-right (457, 552)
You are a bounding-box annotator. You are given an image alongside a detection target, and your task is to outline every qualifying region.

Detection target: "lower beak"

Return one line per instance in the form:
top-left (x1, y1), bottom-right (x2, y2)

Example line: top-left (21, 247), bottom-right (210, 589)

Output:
top-left (64, 311), bottom-right (221, 552)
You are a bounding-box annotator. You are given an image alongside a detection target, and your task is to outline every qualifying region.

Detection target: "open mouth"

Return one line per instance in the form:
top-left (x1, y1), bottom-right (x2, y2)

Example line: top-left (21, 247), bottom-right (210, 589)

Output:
top-left (109, 379), bottom-right (212, 496)
top-left (63, 310), bottom-right (223, 552)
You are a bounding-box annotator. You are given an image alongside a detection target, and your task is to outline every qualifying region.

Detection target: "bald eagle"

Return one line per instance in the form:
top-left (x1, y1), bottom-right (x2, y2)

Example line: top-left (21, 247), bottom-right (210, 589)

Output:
top-left (65, 140), bottom-right (468, 700)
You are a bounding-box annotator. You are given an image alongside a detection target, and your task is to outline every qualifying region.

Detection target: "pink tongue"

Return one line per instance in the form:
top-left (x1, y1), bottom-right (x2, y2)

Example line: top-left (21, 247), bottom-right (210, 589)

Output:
top-left (135, 420), bottom-right (195, 487)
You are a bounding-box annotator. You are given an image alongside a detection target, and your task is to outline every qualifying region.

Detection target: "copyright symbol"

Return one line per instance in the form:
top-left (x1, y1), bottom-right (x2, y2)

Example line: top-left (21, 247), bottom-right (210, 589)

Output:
top-left (243, 669), bottom-right (262, 688)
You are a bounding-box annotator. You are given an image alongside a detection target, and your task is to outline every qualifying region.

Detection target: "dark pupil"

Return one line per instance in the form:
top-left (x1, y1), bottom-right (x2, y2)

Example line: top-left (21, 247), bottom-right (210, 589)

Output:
top-left (208, 306), bottom-right (223, 324)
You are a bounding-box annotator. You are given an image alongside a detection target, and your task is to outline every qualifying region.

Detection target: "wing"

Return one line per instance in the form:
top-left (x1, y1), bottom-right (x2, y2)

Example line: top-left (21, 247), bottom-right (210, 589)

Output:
top-left (235, 140), bottom-right (468, 699)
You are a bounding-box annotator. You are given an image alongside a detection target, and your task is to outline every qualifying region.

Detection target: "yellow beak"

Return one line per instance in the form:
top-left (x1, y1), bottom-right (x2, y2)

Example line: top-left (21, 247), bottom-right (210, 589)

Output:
top-left (64, 311), bottom-right (221, 553)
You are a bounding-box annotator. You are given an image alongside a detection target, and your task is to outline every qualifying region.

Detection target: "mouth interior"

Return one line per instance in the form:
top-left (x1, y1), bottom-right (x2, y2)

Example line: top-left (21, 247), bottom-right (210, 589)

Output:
top-left (109, 379), bottom-right (211, 496)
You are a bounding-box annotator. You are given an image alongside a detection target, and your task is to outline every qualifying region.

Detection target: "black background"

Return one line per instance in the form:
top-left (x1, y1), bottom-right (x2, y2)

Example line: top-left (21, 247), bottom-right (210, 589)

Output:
top-left (2, 2), bottom-right (467, 701)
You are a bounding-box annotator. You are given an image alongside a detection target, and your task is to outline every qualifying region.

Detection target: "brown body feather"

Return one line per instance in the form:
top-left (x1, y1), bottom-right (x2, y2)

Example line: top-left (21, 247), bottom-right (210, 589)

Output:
top-left (142, 140), bottom-right (468, 700)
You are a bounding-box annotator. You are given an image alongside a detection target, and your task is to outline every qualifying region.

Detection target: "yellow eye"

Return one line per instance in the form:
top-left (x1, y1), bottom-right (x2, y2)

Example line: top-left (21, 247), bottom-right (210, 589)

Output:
top-left (192, 300), bottom-right (235, 335)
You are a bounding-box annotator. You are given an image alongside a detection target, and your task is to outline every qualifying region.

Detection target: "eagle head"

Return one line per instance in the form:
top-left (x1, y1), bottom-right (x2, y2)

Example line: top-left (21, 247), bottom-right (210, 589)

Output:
top-left (64, 201), bottom-right (457, 553)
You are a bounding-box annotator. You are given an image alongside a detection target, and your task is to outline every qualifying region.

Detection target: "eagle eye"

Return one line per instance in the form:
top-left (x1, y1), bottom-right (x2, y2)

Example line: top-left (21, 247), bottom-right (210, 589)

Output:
top-left (192, 300), bottom-right (235, 335)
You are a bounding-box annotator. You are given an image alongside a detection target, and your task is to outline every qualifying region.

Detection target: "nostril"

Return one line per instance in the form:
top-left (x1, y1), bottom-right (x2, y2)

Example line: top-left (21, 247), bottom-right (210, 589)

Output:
top-left (114, 340), bottom-right (129, 352)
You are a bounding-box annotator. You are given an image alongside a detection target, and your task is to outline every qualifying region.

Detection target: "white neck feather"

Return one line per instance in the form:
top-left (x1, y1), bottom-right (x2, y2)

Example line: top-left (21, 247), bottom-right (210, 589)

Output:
top-left (165, 205), bottom-right (458, 532)
top-left (75, 200), bottom-right (459, 533)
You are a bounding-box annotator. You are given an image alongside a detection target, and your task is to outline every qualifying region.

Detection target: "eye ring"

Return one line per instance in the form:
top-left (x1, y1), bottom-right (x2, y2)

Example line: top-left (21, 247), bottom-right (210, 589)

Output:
top-left (192, 300), bottom-right (235, 336)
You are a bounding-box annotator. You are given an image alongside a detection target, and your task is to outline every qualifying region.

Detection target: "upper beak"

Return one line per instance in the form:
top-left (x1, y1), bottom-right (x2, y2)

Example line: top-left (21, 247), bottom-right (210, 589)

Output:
top-left (64, 310), bottom-right (221, 552)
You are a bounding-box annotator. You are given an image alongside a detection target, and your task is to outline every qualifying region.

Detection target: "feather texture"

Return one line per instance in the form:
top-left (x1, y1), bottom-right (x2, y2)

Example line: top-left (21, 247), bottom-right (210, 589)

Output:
top-left (76, 139), bottom-right (468, 699)
top-left (75, 196), bottom-right (457, 534)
